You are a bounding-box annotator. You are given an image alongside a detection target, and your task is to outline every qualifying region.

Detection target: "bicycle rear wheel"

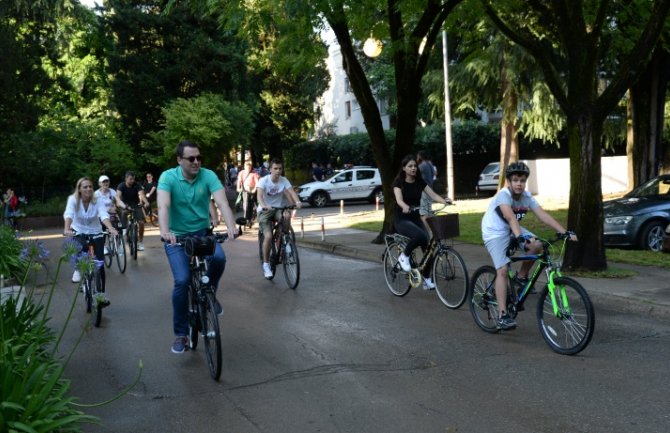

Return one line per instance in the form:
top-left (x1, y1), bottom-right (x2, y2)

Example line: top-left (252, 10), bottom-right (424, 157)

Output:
top-left (383, 242), bottom-right (411, 296)
top-left (537, 277), bottom-right (595, 355)
top-left (469, 266), bottom-right (500, 333)
top-left (433, 247), bottom-right (469, 309)
top-left (282, 236), bottom-right (300, 289)
top-left (92, 269), bottom-right (103, 328)
top-left (104, 235), bottom-right (113, 268)
top-left (115, 235), bottom-right (127, 273)
top-left (201, 291), bottom-right (222, 380)
top-left (258, 230), bottom-right (264, 263)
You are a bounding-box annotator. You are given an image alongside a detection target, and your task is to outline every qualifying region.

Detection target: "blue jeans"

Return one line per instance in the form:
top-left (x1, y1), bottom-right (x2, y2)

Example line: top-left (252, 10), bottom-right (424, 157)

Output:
top-left (164, 230), bottom-right (226, 336)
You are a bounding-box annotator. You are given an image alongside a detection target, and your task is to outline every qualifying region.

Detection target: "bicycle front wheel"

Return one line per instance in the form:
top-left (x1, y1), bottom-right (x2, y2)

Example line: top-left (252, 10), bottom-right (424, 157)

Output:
top-left (188, 283), bottom-right (200, 351)
top-left (282, 236), bottom-right (300, 289)
top-left (130, 224), bottom-right (138, 260)
top-left (92, 269), bottom-right (103, 328)
top-left (469, 266), bottom-right (500, 333)
top-left (83, 274), bottom-right (93, 314)
top-left (383, 242), bottom-right (411, 297)
top-left (104, 236), bottom-right (113, 268)
top-left (115, 235), bottom-right (127, 273)
top-left (433, 247), bottom-right (469, 309)
top-left (537, 276), bottom-right (595, 355)
top-left (201, 291), bottom-right (222, 380)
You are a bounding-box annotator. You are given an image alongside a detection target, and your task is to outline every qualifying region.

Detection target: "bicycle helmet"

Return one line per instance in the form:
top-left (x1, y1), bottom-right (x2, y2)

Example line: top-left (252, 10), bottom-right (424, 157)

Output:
top-left (505, 161), bottom-right (530, 179)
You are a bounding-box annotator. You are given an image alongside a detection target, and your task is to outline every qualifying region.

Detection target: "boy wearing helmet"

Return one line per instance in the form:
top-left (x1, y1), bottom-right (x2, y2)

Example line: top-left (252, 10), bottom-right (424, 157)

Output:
top-left (481, 161), bottom-right (577, 330)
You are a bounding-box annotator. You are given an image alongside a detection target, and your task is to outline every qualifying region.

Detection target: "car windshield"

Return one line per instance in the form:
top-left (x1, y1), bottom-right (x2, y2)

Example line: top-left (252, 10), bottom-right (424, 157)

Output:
top-left (628, 176), bottom-right (670, 198)
top-left (482, 163), bottom-right (499, 174)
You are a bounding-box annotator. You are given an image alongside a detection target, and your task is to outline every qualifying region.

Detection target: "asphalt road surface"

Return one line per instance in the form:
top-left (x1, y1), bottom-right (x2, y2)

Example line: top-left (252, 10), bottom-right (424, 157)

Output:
top-left (39, 226), bottom-right (670, 433)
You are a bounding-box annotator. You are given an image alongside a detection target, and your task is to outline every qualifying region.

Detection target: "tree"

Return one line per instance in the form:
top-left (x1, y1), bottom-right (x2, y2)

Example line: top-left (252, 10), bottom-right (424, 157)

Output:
top-left (483, 0), bottom-right (670, 270)
top-left (103, 0), bottom-right (249, 151)
top-left (147, 93), bottom-right (254, 168)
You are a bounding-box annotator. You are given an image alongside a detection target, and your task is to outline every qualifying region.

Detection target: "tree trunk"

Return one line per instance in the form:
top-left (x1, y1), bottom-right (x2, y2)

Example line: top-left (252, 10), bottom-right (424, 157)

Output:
top-left (564, 113), bottom-right (607, 271)
top-left (498, 77), bottom-right (519, 190)
top-left (628, 47), bottom-right (670, 186)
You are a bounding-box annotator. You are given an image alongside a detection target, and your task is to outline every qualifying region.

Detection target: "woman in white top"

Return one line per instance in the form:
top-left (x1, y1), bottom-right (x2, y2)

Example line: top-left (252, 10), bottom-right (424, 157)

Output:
top-left (64, 177), bottom-right (118, 300)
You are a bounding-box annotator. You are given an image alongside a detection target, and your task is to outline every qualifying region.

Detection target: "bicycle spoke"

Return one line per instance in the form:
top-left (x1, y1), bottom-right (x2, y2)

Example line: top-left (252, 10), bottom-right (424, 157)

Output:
top-left (469, 266), bottom-right (499, 333)
top-left (383, 243), bottom-right (411, 296)
top-left (282, 237), bottom-right (300, 289)
top-left (202, 292), bottom-right (222, 380)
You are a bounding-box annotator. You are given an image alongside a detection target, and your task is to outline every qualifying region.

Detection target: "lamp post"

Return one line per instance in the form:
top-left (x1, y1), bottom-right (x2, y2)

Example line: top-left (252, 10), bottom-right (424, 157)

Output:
top-left (442, 31), bottom-right (454, 201)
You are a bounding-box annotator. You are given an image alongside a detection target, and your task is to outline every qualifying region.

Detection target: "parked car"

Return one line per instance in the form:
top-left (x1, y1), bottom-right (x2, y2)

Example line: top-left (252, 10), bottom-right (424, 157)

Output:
top-left (662, 223), bottom-right (670, 253)
top-left (297, 166), bottom-right (383, 208)
top-left (603, 174), bottom-right (670, 251)
top-left (476, 162), bottom-right (500, 195)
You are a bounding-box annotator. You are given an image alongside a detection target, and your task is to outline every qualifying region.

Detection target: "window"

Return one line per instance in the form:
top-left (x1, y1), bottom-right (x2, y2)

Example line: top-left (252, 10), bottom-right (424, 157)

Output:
top-left (356, 170), bottom-right (375, 181)
top-left (349, 126), bottom-right (359, 134)
top-left (335, 172), bottom-right (353, 182)
top-left (345, 101), bottom-right (352, 118)
top-left (345, 78), bottom-right (353, 93)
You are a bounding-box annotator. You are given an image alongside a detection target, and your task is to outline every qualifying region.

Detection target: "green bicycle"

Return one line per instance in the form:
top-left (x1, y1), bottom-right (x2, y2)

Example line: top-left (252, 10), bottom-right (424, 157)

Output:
top-left (469, 232), bottom-right (595, 355)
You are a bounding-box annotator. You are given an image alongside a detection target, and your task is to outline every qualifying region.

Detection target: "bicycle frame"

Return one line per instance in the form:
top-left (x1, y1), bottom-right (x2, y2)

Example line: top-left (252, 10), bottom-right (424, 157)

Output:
top-left (507, 237), bottom-right (569, 317)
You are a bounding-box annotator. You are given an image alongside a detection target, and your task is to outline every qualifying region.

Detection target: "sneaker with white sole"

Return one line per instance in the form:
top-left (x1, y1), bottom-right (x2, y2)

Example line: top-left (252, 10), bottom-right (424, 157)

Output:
top-left (72, 270), bottom-right (81, 283)
top-left (398, 253), bottom-right (411, 272)
top-left (104, 246), bottom-right (110, 255)
top-left (422, 277), bottom-right (436, 290)
top-left (171, 336), bottom-right (189, 354)
top-left (137, 242), bottom-right (145, 251)
top-left (262, 262), bottom-right (273, 279)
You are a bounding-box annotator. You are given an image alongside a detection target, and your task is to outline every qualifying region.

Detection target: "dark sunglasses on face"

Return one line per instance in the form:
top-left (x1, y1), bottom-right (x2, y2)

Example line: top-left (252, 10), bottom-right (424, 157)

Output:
top-left (183, 155), bottom-right (202, 163)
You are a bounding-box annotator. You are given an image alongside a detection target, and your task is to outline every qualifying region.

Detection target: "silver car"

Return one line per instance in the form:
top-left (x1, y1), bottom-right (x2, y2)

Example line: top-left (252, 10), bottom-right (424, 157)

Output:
top-left (476, 162), bottom-right (500, 195)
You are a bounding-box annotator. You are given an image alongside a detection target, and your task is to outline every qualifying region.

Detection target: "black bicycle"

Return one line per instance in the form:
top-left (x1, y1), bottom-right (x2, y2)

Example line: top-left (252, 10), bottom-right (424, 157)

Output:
top-left (167, 231), bottom-right (232, 380)
top-left (122, 204), bottom-right (143, 260)
top-left (258, 205), bottom-right (299, 290)
top-left (104, 221), bottom-right (127, 273)
top-left (382, 205), bottom-right (469, 309)
top-left (69, 231), bottom-right (108, 328)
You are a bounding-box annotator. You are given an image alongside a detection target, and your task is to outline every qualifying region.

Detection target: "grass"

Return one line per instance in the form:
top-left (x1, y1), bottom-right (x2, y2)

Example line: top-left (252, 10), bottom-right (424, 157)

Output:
top-left (349, 207), bottom-right (670, 276)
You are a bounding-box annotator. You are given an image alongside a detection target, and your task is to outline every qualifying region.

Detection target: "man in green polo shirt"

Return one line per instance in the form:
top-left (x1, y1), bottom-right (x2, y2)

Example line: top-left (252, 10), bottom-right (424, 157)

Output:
top-left (157, 140), bottom-right (238, 354)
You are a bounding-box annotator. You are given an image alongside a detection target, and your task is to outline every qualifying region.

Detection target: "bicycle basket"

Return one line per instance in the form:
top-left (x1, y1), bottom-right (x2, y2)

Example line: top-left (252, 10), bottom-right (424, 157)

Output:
top-left (426, 214), bottom-right (460, 239)
top-left (183, 236), bottom-right (216, 257)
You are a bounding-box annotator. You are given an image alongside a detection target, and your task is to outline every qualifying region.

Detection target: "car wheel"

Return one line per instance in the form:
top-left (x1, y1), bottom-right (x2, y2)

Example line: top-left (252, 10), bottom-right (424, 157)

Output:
top-left (639, 221), bottom-right (665, 251)
top-left (310, 191), bottom-right (328, 208)
top-left (368, 188), bottom-right (384, 204)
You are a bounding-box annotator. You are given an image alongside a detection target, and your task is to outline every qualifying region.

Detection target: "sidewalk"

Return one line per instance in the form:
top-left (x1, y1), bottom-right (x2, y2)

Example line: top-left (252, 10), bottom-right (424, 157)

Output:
top-left (294, 210), bottom-right (670, 321)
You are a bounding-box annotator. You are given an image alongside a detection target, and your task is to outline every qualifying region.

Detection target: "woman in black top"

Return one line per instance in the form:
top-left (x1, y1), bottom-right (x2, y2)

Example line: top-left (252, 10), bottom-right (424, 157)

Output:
top-left (393, 155), bottom-right (449, 289)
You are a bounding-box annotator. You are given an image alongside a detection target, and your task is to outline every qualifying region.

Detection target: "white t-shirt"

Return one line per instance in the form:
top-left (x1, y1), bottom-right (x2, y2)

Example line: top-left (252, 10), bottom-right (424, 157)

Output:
top-left (63, 195), bottom-right (110, 234)
top-left (481, 188), bottom-right (539, 241)
top-left (94, 188), bottom-right (117, 213)
top-left (257, 175), bottom-right (292, 209)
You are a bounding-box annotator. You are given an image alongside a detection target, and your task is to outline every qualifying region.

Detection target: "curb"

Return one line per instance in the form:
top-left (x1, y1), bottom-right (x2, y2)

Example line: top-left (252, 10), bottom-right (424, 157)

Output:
top-left (297, 238), bottom-right (670, 322)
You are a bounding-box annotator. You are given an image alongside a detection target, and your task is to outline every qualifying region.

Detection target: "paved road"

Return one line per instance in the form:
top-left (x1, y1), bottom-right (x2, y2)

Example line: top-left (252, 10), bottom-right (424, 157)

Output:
top-left (36, 226), bottom-right (670, 433)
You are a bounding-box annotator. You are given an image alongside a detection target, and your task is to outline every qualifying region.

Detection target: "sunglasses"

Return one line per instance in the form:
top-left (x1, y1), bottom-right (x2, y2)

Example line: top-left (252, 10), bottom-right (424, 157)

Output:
top-left (182, 155), bottom-right (202, 163)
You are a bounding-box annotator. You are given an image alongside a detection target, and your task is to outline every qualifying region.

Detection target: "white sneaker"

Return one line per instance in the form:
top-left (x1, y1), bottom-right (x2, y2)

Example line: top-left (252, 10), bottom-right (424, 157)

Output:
top-left (72, 270), bottom-right (81, 283)
top-left (423, 277), bottom-right (436, 290)
top-left (104, 246), bottom-right (110, 255)
top-left (137, 242), bottom-right (145, 251)
top-left (398, 253), bottom-right (411, 272)
top-left (262, 262), bottom-right (273, 279)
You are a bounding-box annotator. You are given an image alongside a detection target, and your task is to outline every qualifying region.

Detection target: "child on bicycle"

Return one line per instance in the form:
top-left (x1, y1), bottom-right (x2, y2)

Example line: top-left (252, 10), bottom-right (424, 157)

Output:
top-left (394, 154), bottom-right (450, 290)
top-left (257, 158), bottom-right (302, 279)
top-left (481, 161), bottom-right (577, 330)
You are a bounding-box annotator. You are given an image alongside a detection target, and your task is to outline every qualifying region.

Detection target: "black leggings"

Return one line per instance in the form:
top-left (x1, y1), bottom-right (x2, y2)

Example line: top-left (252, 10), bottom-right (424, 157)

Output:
top-left (394, 216), bottom-right (433, 277)
top-left (75, 235), bottom-right (106, 292)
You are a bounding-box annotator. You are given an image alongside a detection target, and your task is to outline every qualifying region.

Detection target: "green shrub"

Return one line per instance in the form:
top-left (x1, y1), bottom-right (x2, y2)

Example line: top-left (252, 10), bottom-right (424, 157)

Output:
top-left (0, 225), bottom-right (24, 279)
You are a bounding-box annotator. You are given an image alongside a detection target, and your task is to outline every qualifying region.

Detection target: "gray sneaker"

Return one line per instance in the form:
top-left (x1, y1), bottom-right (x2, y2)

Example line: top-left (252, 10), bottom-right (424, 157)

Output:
top-left (497, 313), bottom-right (517, 330)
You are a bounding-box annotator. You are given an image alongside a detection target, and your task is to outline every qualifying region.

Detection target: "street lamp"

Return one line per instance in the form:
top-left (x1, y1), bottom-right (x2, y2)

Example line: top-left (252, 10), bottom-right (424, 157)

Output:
top-left (363, 37), bottom-right (383, 58)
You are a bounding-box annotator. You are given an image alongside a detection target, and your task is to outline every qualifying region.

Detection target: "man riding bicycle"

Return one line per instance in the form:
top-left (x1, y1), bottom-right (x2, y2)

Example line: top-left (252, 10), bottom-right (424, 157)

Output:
top-left (256, 158), bottom-right (302, 279)
top-left (481, 161), bottom-right (577, 330)
top-left (117, 171), bottom-right (150, 251)
top-left (157, 140), bottom-right (238, 354)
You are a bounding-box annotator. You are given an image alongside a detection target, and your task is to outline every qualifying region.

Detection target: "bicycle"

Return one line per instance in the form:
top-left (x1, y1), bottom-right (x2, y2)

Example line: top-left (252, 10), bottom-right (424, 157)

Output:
top-left (104, 224), bottom-right (127, 273)
top-left (258, 205), bottom-right (300, 290)
top-left (143, 204), bottom-right (159, 227)
top-left (166, 231), bottom-right (232, 380)
top-left (469, 232), bottom-right (595, 355)
top-left (122, 204), bottom-right (143, 260)
top-left (382, 204), bottom-right (469, 309)
top-left (69, 230), bottom-right (109, 328)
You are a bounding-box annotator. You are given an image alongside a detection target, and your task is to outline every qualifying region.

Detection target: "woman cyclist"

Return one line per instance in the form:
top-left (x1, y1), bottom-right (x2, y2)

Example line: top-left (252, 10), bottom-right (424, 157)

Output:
top-left (393, 154), bottom-right (450, 290)
top-left (63, 177), bottom-right (118, 305)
